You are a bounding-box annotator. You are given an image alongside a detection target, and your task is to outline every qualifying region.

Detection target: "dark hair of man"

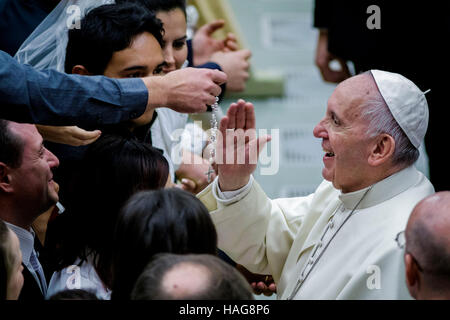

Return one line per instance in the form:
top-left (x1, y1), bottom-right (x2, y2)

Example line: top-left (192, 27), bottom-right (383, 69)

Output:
top-left (131, 253), bottom-right (254, 300)
top-left (116, 0), bottom-right (186, 17)
top-left (111, 188), bottom-right (218, 300)
top-left (0, 119), bottom-right (24, 169)
top-left (64, 2), bottom-right (164, 74)
top-left (53, 134), bottom-right (169, 289)
top-left (48, 289), bottom-right (99, 300)
top-left (0, 219), bottom-right (11, 300)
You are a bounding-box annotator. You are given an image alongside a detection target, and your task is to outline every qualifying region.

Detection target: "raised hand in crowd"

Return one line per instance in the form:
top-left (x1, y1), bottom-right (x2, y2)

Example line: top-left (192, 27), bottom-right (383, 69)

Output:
top-left (192, 19), bottom-right (239, 66)
top-left (315, 30), bottom-right (350, 83)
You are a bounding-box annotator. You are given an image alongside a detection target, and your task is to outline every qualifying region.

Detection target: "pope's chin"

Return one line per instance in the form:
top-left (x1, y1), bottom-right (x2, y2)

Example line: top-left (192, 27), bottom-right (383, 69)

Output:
top-left (321, 166), bottom-right (334, 184)
top-left (321, 154), bottom-right (335, 183)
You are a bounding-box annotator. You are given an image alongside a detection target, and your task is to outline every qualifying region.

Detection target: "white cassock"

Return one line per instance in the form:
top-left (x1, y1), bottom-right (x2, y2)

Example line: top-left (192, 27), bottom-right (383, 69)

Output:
top-left (197, 165), bottom-right (434, 299)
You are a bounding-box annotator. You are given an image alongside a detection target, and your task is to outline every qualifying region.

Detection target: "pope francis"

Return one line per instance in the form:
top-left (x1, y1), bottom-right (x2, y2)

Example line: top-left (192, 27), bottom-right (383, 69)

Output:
top-left (198, 70), bottom-right (434, 299)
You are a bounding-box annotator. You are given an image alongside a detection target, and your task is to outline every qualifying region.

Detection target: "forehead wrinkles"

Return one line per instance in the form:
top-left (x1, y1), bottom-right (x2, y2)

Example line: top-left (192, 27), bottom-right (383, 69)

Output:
top-left (340, 77), bottom-right (378, 127)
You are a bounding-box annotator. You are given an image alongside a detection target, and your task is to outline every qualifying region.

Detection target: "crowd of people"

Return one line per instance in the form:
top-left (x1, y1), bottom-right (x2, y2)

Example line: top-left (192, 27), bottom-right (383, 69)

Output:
top-left (1, 0), bottom-right (449, 301)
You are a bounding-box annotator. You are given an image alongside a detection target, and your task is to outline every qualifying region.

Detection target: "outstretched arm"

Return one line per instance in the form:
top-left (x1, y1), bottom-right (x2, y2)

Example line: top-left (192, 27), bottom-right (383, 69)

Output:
top-left (0, 51), bottom-right (226, 126)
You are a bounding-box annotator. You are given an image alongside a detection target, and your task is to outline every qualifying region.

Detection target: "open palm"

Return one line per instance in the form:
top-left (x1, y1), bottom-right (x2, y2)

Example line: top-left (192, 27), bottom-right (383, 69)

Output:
top-left (216, 100), bottom-right (271, 191)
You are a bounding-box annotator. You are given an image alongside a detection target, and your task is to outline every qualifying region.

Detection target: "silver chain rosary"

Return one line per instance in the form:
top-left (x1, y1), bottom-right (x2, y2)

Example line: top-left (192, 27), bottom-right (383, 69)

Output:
top-left (206, 97), bottom-right (219, 183)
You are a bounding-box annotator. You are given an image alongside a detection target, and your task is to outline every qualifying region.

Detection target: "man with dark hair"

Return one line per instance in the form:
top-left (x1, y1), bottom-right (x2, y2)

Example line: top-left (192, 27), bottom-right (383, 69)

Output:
top-left (39, 2), bottom-right (169, 203)
top-left (131, 253), bottom-right (254, 300)
top-left (65, 2), bottom-right (166, 113)
top-left (0, 120), bottom-right (60, 300)
top-left (0, 119), bottom-right (24, 169)
top-left (64, 2), bottom-right (165, 78)
top-left (401, 192), bottom-right (450, 300)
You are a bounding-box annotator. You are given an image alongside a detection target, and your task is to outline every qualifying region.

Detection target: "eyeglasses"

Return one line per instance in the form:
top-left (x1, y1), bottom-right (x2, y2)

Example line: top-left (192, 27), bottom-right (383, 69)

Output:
top-left (395, 230), bottom-right (425, 272)
top-left (395, 230), bottom-right (406, 249)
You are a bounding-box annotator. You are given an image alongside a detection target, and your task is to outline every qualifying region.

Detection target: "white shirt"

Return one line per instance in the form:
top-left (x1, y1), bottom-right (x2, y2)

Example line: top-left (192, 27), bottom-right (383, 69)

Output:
top-left (47, 254), bottom-right (111, 300)
top-left (5, 222), bottom-right (47, 295)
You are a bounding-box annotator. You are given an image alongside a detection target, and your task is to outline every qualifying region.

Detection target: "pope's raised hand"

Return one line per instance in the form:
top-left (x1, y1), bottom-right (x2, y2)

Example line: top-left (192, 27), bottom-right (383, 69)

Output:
top-left (216, 99), bottom-right (271, 191)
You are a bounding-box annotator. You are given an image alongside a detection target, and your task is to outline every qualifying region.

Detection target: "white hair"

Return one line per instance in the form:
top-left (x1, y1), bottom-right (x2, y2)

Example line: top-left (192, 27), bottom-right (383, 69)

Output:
top-left (359, 86), bottom-right (419, 168)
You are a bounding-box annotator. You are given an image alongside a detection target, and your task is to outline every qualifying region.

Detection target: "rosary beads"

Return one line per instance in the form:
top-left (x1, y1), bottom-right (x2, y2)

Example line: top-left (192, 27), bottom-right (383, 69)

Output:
top-left (206, 97), bottom-right (219, 183)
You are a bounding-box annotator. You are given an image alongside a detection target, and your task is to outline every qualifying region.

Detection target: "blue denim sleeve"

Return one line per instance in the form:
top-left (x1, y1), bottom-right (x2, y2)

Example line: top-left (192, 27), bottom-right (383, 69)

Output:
top-left (0, 50), bottom-right (148, 126)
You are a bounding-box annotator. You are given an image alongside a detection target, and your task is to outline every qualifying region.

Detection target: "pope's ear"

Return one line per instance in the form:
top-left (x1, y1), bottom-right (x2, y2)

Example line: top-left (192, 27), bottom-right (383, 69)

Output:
top-left (368, 134), bottom-right (395, 166)
top-left (0, 162), bottom-right (13, 193)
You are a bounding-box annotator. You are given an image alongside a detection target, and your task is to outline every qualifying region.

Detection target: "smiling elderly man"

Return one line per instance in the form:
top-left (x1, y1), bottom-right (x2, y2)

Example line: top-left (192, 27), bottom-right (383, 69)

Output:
top-left (0, 120), bottom-right (60, 300)
top-left (198, 70), bottom-right (434, 299)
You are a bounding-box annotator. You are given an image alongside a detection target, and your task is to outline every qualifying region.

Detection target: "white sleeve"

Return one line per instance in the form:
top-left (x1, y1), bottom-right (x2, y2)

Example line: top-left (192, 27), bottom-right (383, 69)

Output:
top-left (212, 175), bottom-right (254, 204)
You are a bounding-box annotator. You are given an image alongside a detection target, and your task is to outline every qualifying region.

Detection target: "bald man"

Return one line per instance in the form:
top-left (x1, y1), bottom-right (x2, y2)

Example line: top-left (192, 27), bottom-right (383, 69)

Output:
top-left (131, 253), bottom-right (254, 300)
top-left (403, 192), bottom-right (450, 300)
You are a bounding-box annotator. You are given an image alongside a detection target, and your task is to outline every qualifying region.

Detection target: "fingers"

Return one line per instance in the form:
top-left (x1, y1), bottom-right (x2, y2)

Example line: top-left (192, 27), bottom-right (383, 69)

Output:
top-left (180, 178), bottom-right (197, 193)
top-left (257, 135), bottom-right (272, 154)
top-left (316, 54), bottom-right (350, 83)
top-left (210, 69), bottom-right (227, 86)
top-left (219, 115), bottom-right (229, 137)
top-left (268, 283), bottom-right (277, 292)
top-left (251, 281), bottom-right (275, 296)
top-left (208, 83), bottom-right (223, 100)
top-left (224, 33), bottom-right (238, 51)
top-left (225, 32), bottom-right (237, 42)
top-left (244, 102), bottom-right (255, 130)
top-left (202, 19), bottom-right (225, 36)
top-left (226, 100), bottom-right (254, 130)
top-left (226, 102), bottom-right (238, 129)
top-left (71, 128), bottom-right (101, 141)
top-left (235, 100), bottom-right (246, 129)
top-left (240, 49), bottom-right (252, 61)
top-left (201, 69), bottom-right (227, 106)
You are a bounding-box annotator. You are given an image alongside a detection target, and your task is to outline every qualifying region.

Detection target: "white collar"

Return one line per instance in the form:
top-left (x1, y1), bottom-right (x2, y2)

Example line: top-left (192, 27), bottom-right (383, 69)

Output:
top-left (4, 222), bottom-right (35, 266)
top-left (338, 166), bottom-right (420, 210)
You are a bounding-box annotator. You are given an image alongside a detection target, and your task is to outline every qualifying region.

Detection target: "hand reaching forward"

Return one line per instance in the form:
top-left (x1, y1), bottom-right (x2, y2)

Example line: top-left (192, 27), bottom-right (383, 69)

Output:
top-left (142, 68), bottom-right (227, 114)
top-left (193, 20), bottom-right (239, 66)
top-left (217, 99), bottom-right (271, 191)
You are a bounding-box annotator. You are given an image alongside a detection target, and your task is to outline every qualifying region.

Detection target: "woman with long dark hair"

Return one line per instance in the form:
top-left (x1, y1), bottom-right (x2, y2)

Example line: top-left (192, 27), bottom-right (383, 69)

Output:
top-left (46, 134), bottom-right (169, 299)
top-left (111, 188), bottom-right (218, 300)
